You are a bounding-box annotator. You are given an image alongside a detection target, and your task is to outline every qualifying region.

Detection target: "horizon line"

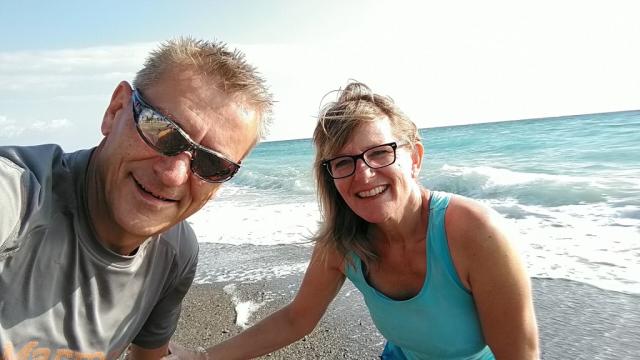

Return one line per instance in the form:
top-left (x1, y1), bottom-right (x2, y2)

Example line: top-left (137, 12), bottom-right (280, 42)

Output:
top-left (263, 108), bottom-right (640, 143)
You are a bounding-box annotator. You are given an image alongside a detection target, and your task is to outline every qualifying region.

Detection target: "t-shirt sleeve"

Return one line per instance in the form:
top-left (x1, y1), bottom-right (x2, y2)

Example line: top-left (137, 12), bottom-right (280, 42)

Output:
top-left (132, 225), bottom-right (199, 348)
top-left (0, 145), bottom-right (63, 250)
top-left (0, 156), bottom-right (25, 248)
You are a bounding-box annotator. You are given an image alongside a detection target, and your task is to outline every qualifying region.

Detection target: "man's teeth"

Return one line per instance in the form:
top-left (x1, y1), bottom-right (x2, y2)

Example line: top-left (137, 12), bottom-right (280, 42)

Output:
top-left (358, 185), bottom-right (387, 198)
top-left (137, 180), bottom-right (170, 201)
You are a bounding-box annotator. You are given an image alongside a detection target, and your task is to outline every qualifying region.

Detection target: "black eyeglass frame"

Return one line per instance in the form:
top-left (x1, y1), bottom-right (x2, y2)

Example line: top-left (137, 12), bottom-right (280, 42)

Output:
top-left (131, 89), bottom-right (241, 183)
top-left (321, 141), bottom-right (403, 179)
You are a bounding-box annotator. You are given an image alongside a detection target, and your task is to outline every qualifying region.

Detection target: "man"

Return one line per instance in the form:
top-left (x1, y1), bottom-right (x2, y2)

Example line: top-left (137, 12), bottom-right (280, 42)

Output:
top-left (0, 37), bottom-right (272, 359)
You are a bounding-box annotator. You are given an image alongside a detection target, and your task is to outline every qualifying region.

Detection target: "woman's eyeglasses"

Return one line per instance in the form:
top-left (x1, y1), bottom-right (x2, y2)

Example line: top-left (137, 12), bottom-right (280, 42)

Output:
top-left (131, 89), bottom-right (241, 183)
top-left (322, 142), bottom-right (403, 179)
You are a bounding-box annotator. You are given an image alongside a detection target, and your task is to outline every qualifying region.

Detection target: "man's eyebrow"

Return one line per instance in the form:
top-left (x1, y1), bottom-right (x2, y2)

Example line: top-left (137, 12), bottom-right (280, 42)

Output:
top-left (174, 116), bottom-right (235, 159)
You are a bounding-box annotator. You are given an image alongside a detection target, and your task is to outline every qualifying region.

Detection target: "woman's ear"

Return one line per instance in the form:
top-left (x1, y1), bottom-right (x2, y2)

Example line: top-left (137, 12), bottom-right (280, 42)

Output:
top-left (101, 81), bottom-right (133, 136)
top-left (411, 142), bottom-right (424, 178)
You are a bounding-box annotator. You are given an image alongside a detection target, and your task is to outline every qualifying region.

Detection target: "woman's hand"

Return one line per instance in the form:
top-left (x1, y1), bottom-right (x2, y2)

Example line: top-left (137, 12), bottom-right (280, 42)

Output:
top-left (164, 245), bottom-right (347, 360)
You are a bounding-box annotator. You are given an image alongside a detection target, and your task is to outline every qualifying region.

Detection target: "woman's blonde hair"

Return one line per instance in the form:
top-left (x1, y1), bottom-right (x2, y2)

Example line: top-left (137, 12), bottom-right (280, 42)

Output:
top-left (312, 81), bottom-right (421, 266)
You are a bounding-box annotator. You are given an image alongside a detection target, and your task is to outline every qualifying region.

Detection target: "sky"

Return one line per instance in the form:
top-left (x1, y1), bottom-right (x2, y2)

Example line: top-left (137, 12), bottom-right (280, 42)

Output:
top-left (1, 0), bottom-right (639, 149)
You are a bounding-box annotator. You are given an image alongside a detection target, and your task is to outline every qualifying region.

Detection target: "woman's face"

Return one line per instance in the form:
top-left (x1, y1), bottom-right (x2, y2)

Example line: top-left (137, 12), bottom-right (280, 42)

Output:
top-left (330, 117), bottom-right (423, 224)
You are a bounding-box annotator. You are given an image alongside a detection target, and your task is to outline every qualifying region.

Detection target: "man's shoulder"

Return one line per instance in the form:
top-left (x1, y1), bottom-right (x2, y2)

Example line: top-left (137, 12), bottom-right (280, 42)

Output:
top-left (0, 155), bottom-right (26, 247)
top-left (157, 221), bottom-right (199, 261)
top-left (0, 144), bottom-right (64, 167)
top-left (1, 144), bottom-right (95, 253)
top-left (0, 144), bottom-right (93, 181)
top-left (1, 144), bottom-right (67, 246)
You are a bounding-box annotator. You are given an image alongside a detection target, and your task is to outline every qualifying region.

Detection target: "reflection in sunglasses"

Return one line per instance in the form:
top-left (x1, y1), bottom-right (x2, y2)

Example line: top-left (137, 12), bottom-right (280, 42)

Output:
top-left (131, 89), bottom-right (241, 183)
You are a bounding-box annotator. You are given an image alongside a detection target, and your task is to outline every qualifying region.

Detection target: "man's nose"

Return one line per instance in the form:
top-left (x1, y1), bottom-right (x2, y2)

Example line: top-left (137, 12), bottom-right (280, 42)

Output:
top-left (153, 152), bottom-right (192, 187)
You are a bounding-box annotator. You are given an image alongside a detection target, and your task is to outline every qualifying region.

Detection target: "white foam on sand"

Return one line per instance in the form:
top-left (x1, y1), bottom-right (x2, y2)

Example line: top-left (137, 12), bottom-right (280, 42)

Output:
top-left (191, 187), bottom-right (640, 295)
top-left (188, 196), bottom-right (319, 246)
top-left (223, 284), bottom-right (267, 329)
top-left (488, 199), bottom-right (640, 294)
top-left (195, 262), bottom-right (309, 284)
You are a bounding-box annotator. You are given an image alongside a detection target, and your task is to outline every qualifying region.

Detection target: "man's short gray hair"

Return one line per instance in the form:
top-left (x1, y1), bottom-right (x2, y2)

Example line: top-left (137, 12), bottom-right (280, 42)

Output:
top-left (133, 37), bottom-right (273, 139)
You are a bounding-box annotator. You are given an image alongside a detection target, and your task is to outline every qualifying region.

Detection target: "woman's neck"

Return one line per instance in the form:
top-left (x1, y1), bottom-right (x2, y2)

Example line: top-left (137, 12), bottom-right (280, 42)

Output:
top-left (371, 187), bottom-right (430, 246)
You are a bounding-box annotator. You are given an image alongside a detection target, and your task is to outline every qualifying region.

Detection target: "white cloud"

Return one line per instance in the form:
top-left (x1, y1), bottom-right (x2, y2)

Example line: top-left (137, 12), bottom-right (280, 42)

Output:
top-left (0, 43), bottom-right (155, 149)
top-left (0, 43), bottom-right (155, 93)
top-left (0, 115), bottom-right (72, 138)
top-left (0, 115), bottom-right (25, 137)
top-left (238, 1), bottom-right (640, 140)
top-left (0, 43), bottom-right (154, 72)
top-left (2, 1), bottom-right (640, 146)
top-left (30, 118), bottom-right (72, 131)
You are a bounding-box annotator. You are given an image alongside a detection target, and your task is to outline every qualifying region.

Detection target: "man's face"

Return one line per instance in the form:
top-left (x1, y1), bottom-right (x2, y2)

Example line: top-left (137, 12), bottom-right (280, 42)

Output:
top-left (94, 69), bottom-right (259, 245)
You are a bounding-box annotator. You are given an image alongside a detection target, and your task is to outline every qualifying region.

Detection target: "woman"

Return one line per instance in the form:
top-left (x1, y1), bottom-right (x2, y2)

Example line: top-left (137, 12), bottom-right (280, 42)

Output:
top-left (170, 81), bottom-right (539, 359)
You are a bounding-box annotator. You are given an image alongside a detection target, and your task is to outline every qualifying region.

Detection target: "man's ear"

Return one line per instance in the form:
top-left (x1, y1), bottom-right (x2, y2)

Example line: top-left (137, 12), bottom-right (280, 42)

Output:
top-left (411, 142), bottom-right (424, 178)
top-left (101, 81), bottom-right (133, 136)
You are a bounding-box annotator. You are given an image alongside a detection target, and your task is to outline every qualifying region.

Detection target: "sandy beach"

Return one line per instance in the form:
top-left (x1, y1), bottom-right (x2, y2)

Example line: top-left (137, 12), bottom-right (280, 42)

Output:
top-left (172, 244), bottom-right (640, 360)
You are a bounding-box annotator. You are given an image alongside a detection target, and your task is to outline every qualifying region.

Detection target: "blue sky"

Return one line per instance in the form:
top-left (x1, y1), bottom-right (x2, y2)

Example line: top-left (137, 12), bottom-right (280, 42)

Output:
top-left (1, 0), bottom-right (639, 149)
top-left (0, 1), bottom-right (340, 50)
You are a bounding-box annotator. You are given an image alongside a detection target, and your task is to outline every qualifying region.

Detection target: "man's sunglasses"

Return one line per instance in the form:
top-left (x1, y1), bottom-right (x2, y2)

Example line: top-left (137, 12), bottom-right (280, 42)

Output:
top-left (131, 89), bottom-right (241, 183)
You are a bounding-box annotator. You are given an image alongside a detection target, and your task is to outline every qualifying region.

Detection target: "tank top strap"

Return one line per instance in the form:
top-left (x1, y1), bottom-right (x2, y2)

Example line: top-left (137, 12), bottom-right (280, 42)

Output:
top-left (427, 191), bottom-right (470, 292)
top-left (428, 190), bottom-right (451, 212)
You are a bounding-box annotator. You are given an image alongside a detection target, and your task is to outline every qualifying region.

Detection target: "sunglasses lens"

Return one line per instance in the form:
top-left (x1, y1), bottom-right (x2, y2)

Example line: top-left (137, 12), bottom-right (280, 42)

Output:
top-left (137, 109), bottom-right (190, 155)
top-left (133, 90), bottom-right (239, 183)
top-left (192, 149), bottom-right (238, 182)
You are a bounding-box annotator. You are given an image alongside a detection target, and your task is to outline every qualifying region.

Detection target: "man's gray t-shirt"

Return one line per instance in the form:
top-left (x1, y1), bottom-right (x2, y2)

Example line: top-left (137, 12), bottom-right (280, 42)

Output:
top-left (0, 144), bottom-right (199, 359)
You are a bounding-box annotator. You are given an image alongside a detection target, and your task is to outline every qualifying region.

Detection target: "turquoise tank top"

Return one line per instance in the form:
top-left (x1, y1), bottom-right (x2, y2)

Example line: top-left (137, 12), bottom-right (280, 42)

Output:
top-left (345, 191), bottom-right (495, 359)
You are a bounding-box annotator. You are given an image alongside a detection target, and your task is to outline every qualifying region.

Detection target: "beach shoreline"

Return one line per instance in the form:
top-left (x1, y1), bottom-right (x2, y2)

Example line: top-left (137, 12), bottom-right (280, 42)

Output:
top-left (173, 275), bottom-right (640, 359)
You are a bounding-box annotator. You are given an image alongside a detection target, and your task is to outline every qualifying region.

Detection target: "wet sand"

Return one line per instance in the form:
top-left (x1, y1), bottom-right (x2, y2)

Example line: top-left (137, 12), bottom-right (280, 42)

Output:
top-left (173, 275), bottom-right (640, 359)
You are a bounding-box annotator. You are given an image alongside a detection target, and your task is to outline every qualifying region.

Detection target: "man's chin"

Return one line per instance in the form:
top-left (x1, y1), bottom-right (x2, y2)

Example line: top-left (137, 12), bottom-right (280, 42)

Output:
top-left (122, 218), bottom-right (177, 238)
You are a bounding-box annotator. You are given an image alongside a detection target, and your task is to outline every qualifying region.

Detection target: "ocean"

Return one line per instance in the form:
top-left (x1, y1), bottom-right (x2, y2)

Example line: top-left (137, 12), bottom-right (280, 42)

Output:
top-left (189, 110), bottom-right (640, 296)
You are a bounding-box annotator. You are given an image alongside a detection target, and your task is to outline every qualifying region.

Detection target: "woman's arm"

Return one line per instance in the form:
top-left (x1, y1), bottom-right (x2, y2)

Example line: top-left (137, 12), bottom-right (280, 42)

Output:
top-left (202, 244), bottom-right (346, 359)
top-left (446, 196), bottom-right (539, 359)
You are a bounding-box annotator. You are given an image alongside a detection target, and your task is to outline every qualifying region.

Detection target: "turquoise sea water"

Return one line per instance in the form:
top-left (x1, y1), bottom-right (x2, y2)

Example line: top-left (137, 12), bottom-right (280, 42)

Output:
top-left (189, 110), bottom-right (640, 294)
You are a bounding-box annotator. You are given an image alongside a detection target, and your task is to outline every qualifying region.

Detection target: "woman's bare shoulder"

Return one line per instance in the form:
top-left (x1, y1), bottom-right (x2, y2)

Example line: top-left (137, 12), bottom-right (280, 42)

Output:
top-left (443, 194), bottom-right (515, 277)
top-left (445, 194), bottom-right (499, 237)
top-left (310, 242), bottom-right (348, 275)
